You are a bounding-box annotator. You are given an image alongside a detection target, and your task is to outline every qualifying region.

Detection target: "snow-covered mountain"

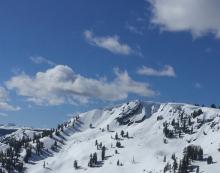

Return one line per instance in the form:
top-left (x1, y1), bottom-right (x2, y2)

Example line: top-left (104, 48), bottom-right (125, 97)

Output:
top-left (0, 127), bottom-right (17, 137)
top-left (1, 100), bottom-right (220, 173)
top-left (0, 124), bottom-right (41, 137)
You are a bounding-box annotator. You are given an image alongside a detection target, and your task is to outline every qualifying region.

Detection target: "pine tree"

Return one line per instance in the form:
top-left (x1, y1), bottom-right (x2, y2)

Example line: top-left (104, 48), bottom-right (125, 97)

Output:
top-left (163, 163), bottom-right (171, 173)
top-left (132, 156), bottom-right (135, 164)
top-left (88, 157), bottom-right (93, 167)
top-left (171, 153), bottom-right (175, 161)
top-left (36, 139), bottom-right (44, 155)
top-left (207, 156), bottom-right (213, 164)
top-left (74, 160), bottom-right (78, 169)
top-left (126, 131), bottom-right (129, 138)
top-left (24, 147), bottom-right (32, 163)
top-left (190, 126), bottom-right (193, 134)
top-left (116, 141), bottom-right (121, 148)
top-left (171, 119), bottom-right (175, 126)
top-left (88, 154), bottom-right (93, 167)
top-left (163, 155), bottom-right (166, 162)
top-left (117, 160), bottom-right (120, 166)
top-left (93, 152), bottom-right (97, 165)
top-left (121, 130), bottom-right (124, 137)
top-left (115, 133), bottom-right (118, 140)
top-left (188, 117), bottom-right (191, 126)
top-left (211, 104), bottom-right (216, 108)
top-left (101, 146), bottom-right (106, 161)
top-left (198, 148), bottom-right (203, 160)
top-left (173, 158), bottom-right (178, 173)
top-left (99, 142), bottom-right (102, 149)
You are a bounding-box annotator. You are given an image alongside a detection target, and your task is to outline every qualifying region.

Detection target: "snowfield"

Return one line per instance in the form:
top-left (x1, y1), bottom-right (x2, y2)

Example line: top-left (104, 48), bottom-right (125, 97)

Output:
top-left (1, 100), bottom-right (220, 173)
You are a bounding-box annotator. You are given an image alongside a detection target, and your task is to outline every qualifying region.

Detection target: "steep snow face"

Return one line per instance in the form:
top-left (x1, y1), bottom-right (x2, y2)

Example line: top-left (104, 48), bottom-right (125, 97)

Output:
top-left (71, 100), bottom-right (153, 130)
top-left (2, 100), bottom-right (220, 173)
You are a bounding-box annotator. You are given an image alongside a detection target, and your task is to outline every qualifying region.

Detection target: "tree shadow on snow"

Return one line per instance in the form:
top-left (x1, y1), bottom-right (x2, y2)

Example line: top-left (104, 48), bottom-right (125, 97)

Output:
top-left (73, 126), bottom-right (82, 132)
top-left (116, 145), bottom-right (124, 148)
top-left (58, 134), bottom-right (67, 141)
top-left (45, 167), bottom-right (53, 171)
top-left (104, 155), bottom-right (113, 160)
top-left (29, 149), bottom-right (54, 162)
top-left (76, 120), bottom-right (84, 125)
top-left (188, 165), bottom-right (199, 172)
top-left (62, 131), bottom-right (70, 136)
top-left (91, 161), bottom-right (104, 168)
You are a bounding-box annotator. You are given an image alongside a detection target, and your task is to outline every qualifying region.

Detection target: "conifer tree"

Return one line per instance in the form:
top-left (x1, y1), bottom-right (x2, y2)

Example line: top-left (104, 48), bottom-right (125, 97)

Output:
top-left (126, 131), bottom-right (129, 138)
top-left (74, 160), bottom-right (78, 169)
top-left (101, 146), bottom-right (106, 160)
top-left (93, 152), bottom-right (97, 165)
top-left (115, 133), bottom-right (118, 140)
top-left (207, 156), bottom-right (213, 164)
top-left (121, 130), bottom-right (124, 137)
top-left (117, 160), bottom-right (120, 166)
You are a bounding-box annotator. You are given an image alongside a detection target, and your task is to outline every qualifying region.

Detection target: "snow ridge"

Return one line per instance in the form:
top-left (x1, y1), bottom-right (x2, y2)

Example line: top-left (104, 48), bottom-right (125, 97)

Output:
top-left (1, 100), bottom-right (220, 173)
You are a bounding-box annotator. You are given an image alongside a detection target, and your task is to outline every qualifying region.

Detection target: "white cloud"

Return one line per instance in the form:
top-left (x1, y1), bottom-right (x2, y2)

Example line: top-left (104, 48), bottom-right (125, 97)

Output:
top-left (0, 102), bottom-right (20, 111)
top-left (137, 65), bottom-right (176, 77)
top-left (84, 30), bottom-right (134, 55)
top-left (0, 87), bottom-right (21, 111)
top-left (0, 112), bottom-right (8, 117)
top-left (0, 87), bottom-right (8, 102)
top-left (148, 0), bottom-right (220, 38)
top-left (125, 24), bottom-right (144, 35)
top-left (194, 82), bottom-right (203, 89)
top-left (6, 65), bottom-right (156, 106)
top-left (30, 56), bottom-right (56, 66)
top-left (205, 48), bottom-right (212, 53)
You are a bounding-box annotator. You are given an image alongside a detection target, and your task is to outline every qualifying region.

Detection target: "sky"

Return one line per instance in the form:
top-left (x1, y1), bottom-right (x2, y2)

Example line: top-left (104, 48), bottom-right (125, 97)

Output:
top-left (0, 0), bottom-right (220, 128)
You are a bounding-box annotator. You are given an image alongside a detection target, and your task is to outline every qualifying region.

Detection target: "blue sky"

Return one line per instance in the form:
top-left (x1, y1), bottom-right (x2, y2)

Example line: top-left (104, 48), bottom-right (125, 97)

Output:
top-left (0, 0), bottom-right (220, 128)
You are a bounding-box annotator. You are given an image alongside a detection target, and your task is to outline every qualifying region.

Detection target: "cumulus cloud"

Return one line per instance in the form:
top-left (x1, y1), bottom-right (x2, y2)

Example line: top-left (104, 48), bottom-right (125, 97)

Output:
top-left (84, 30), bottom-right (134, 55)
top-left (0, 87), bottom-right (20, 111)
top-left (6, 65), bottom-right (156, 106)
top-left (30, 56), bottom-right (56, 66)
top-left (137, 65), bottom-right (176, 77)
top-left (148, 0), bottom-right (220, 38)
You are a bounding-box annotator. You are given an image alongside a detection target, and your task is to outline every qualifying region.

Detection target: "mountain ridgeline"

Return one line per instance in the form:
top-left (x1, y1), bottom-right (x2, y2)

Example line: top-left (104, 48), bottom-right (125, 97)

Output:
top-left (0, 100), bottom-right (220, 173)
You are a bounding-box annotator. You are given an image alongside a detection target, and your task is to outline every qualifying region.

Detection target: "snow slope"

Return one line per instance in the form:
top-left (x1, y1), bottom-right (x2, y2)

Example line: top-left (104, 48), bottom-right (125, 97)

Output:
top-left (1, 100), bottom-right (220, 173)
